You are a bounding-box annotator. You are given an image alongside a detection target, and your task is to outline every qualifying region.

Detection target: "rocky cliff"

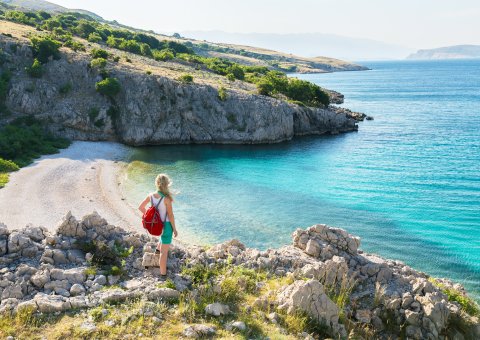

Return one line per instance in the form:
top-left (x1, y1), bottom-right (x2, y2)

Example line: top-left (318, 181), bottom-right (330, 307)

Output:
top-left (0, 26), bottom-right (358, 146)
top-left (0, 212), bottom-right (478, 339)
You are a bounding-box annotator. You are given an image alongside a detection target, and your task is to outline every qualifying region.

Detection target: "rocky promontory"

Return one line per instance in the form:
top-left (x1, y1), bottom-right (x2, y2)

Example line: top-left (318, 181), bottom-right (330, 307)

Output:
top-left (0, 22), bottom-right (358, 146)
top-left (0, 212), bottom-right (478, 339)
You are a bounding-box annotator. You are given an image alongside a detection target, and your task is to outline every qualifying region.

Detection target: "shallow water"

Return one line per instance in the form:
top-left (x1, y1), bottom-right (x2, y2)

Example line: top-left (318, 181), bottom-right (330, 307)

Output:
top-left (123, 59), bottom-right (480, 297)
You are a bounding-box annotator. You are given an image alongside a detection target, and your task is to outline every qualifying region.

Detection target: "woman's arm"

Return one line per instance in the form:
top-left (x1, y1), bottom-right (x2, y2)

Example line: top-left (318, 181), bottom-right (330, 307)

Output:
top-left (165, 198), bottom-right (178, 237)
top-left (138, 195), bottom-right (151, 214)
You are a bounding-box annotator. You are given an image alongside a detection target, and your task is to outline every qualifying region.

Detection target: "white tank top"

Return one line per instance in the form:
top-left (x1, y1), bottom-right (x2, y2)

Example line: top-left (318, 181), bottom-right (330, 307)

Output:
top-left (151, 193), bottom-right (169, 222)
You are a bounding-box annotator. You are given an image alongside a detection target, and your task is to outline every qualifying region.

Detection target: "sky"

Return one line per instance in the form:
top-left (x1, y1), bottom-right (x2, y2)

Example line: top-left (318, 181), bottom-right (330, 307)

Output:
top-left (47, 0), bottom-right (480, 49)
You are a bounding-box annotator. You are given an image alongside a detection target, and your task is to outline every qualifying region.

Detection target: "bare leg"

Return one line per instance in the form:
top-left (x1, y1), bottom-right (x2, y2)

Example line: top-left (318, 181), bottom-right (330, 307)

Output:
top-left (159, 244), bottom-right (170, 275)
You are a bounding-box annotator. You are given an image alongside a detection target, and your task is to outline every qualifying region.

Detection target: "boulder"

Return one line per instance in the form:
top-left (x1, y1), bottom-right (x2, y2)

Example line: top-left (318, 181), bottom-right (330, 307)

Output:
top-left (205, 302), bottom-right (231, 316)
top-left (142, 252), bottom-right (160, 268)
top-left (277, 279), bottom-right (344, 336)
top-left (305, 239), bottom-right (321, 257)
top-left (70, 283), bottom-right (86, 296)
top-left (57, 211), bottom-right (85, 237)
top-left (147, 288), bottom-right (180, 301)
top-left (183, 324), bottom-right (216, 338)
top-left (34, 293), bottom-right (71, 313)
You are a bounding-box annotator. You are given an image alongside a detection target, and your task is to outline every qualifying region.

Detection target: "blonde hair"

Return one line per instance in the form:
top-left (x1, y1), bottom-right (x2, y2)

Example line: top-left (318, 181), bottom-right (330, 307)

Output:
top-left (155, 173), bottom-right (173, 199)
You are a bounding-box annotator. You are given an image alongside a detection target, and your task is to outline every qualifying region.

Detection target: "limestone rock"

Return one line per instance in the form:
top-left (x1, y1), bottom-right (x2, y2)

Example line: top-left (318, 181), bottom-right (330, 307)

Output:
top-left (205, 302), bottom-right (231, 316)
top-left (147, 288), bottom-right (180, 301)
top-left (70, 283), bottom-right (86, 296)
top-left (34, 293), bottom-right (71, 313)
top-left (277, 279), bottom-right (344, 336)
top-left (183, 324), bottom-right (216, 338)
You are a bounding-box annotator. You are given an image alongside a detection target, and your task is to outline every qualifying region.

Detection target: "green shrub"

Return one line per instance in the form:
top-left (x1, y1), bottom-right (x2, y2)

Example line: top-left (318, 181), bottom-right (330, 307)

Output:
top-left (90, 57), bottom-right (107, 69)
top-left (95, 77), bottom-right (121, 97)
top-left (178, 74), bottom-right (193, 83)
top-left (226, 73), bottom-right (235, 82)
top-left (88, 107), bottom-right (100, 121)
top-left (0, 70), bottom-right (10, 114)
top-left (0, 173), bottom-right (8, 189)
top-left (227, 64), bottom-right (245, 80)
top-left (25, 59), bottom-right (43, 78)
top-left (113, 56), bottom-right (120, 62)
top-left (0, 116), bottom-right (70, 167)
top-left (218, 86), bottom-right (227, 101)
top-left (63, 39), bottom-right (85, 52)
top-left (30, 36), bottom-right (61, 63)
top-left (153, 49), bottom-right (174, 61)
top-left (0, 158), bottom-right (19, 172)
top-left (59, 82), bottom-right (72, 94)
top-left (91, 48), bottom-right (110, 59)
top-left (87, 32), bottom-right (102, 43)
top-left (76, 239), bottom-right (133, 275)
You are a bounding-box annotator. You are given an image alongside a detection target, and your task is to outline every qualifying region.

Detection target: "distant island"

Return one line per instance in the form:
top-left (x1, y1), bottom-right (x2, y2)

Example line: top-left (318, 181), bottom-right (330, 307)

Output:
top-left (407, 44), bottom-right (480, 60)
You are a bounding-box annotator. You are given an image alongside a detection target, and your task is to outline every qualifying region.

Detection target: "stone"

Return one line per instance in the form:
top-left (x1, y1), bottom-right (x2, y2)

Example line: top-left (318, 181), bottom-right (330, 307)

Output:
top-left (107, 275), bottom-right (121, 286)
top-left (17, 300), bottom-right (38, 313)
top-left (70, 283), bottom-right (86, 296)
top-left (205, 302), bottom-right (231, 316)
top-left (277, 279), bottom-right (344, 336)
top-left (57, 212), bottom-right (85, 237)
top-left (305, 239), bottom-right (321, 257)
top-left (226, 321), bottom-right (247, 332)
top-left (30, 271), bottom-right (50, 288)
top-left (93, 275), bottom-right (107, 286)
top-left (80, 321), bottom-right (97, 332)
top-left (183, 324), bottom-right (216, 338)
top-left (147, 288), bottom-right (180, 301)
top-left (34, 293), bottom-right (70, 313)
top-left (355, 309), bottom-right (371, 323)
top-left (423, 301), bottom-right (449, 331)
top-left (1, 285), bottom-right (23, 300)
top-left (52, 249), bottom-right (68, 264)
top-left (405, 310), bottom-right (421, 326)
top-left (67, 249), bottom-right (85, 264)
top-left (405, 325), bottom-right (423, 339)
top-left (142, 252), bottom-right (160, 268)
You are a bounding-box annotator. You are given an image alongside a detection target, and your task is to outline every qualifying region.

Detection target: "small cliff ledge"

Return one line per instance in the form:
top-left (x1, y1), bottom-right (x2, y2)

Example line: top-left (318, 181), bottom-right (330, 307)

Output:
top-left (0, 212), bottom-right (478, 339)
top-left (0, 34), bottom-right (357, 146)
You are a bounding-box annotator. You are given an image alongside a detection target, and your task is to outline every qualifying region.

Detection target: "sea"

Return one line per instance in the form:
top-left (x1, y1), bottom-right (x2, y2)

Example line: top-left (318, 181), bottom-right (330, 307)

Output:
top-left (122, 59), bottom-right (480, 298)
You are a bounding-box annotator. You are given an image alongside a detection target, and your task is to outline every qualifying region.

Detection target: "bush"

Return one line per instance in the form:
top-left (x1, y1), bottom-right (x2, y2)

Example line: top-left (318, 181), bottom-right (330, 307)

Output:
top-left (218, 86), bottom-right (227, 101)
top-left (226, 73), bottom-right (235, 82)
top-left (30, 36), bottom-right (61, 63)
top-left (153, 49), bottom-right (174, 61)
top-left (0, 70), bottom-right (10, 114)
top-left (0, 116), bottom-right (70, 167)
top-left (91, 48), bottom-right (110, 59)
top-left (63, 39), bottom-right (85, 52)
top-left (178, 74), bottom-right (193, 83)
top-left (95, 77), bottom-right (121, 97)
top-left (90, 57), bottom-right (107, 69)
top-left (0, 158), bottom-right (19, 172)
top-left (113, 56), bottom-right (120, 62)
top-left (25, 59), bottom-right (43, 78)
top-left (59, 82), bottom-right (72, 94)
top-left (87, 32), bottom-right (102, 43)
top-left (88, 107), bottom-right (100, 121)
top-left (227, 64), bottom-right (245, 80)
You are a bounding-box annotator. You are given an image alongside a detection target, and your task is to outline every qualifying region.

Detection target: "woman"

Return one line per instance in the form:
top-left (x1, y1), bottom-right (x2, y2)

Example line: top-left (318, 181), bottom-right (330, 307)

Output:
top-left (138, 174), bottom-right (178, 279)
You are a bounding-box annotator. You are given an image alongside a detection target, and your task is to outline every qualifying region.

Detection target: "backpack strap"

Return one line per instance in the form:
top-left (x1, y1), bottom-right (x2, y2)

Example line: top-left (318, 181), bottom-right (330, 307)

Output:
top-left (152, 194), bottom-right (167, 221)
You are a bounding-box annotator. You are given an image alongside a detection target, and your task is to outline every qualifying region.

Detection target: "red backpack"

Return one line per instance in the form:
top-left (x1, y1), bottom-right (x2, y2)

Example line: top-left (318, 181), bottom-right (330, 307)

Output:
top-left (142, 195), bottom-right (166, 236)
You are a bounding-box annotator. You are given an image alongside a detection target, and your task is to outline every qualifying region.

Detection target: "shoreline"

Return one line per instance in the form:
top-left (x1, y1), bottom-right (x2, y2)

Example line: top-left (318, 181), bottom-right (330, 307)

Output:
top-left (0, 141), bottom-right (141, 233)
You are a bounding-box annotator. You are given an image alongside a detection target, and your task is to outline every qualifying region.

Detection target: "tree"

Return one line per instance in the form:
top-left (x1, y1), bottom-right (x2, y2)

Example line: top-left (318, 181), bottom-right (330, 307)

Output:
top-left (91, 48), bottom-right (110, 59)
top-left (25, 59), bottom-right (43, 78)
top-left (30, 36), bottom-right (61, 63)
top-left (95, 77), bottom-right (121, 97)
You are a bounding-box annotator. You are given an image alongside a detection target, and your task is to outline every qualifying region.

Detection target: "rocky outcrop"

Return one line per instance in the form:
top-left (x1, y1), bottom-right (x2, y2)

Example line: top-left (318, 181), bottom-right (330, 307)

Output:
top-left (0, 213), bottom-right (478, 339)
top-left (0, 36), bottom-right (358, 145)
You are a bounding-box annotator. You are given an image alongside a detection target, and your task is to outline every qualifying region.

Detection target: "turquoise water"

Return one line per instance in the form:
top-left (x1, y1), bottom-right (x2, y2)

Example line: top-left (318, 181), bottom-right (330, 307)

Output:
top-left (124, 60), bottom-right (480, 297)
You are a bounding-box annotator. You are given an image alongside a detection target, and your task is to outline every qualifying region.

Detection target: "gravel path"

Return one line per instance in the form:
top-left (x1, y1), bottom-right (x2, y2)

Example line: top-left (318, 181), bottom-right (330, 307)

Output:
top-left (0, 141), bottom-right (142, 232)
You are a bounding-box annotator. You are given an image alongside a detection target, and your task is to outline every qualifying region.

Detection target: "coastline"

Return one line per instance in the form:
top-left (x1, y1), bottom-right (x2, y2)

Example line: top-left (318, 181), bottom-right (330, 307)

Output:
top-left (0, 141), bottom-right (141, 233)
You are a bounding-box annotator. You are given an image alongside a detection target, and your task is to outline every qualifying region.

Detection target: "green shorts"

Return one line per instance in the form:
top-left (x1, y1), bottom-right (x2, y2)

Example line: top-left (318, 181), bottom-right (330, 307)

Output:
top-left (159, 221), bottom-right (173, 245)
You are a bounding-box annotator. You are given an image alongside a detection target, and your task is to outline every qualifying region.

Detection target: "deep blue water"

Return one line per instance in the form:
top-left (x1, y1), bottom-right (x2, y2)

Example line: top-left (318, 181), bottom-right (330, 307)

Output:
top-left (124, 60), bottom-right (480, 297)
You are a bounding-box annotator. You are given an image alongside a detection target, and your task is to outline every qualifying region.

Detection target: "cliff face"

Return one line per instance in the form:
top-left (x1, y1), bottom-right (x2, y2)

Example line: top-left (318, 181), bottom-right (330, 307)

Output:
top-left (0, 35), bottom-right (357, 146)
